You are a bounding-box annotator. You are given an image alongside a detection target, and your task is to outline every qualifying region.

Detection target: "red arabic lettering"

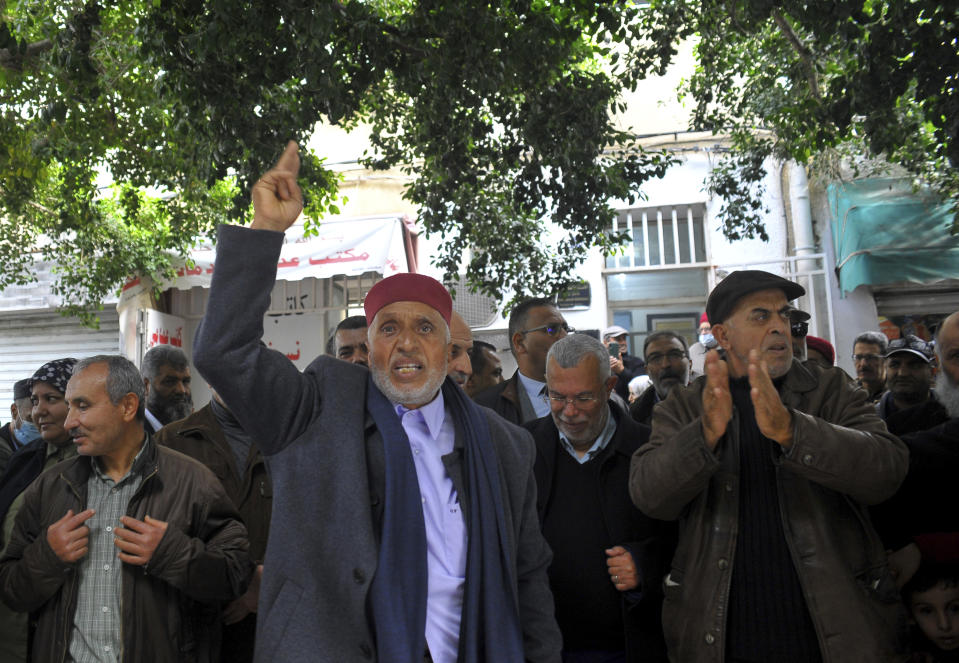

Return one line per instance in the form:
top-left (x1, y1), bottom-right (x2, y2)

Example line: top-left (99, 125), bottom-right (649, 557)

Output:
top-left (277, 257), bottom-right (300, 268)
top-left (186, 264), bottom-right (202, 276)
top-left (122, 277), bottom-right (141, 291)
top-left (170, 327), bottom-right (183, 347)
top-left (286, 340), bottom-right (301, 361)
top-left (159, 329), bottom-right (169, 345)
top-left (308, 249), bottom-right (370, 265)
top-left (151, 331), bottom-right (158, 346)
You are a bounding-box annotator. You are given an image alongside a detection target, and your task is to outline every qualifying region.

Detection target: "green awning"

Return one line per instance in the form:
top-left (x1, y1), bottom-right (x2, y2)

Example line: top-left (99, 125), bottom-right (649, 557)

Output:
top-left (829, 178), bottom-right (959, 296)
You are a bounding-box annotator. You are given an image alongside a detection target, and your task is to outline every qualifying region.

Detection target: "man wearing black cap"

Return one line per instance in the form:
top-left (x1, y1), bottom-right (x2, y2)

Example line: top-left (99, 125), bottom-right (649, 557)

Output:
top-left (876, 334), bottom-right (949, 436)
top-left (0, 379), bottom-right (39, 477)
top-left (630, 270), bottom-right (908, 663)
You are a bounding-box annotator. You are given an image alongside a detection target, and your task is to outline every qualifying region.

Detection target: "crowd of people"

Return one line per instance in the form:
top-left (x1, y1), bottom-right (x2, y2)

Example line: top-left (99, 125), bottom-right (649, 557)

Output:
top-left (0, 142), bottom-right (956, 663)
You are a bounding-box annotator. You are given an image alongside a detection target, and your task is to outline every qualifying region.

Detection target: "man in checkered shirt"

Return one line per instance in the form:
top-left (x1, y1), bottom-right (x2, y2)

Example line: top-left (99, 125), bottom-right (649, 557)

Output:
top-left (0, 355), bottom-right (252, 663)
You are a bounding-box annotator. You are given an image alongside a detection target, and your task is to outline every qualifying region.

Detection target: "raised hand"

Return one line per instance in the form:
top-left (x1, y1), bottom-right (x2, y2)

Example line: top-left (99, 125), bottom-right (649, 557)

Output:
top-left (251, 141), bottom-right (303, 232)
top-left (701, 349), bottom-right (732, 450)
top-left (46, 509), bottom-right (95, 563)
top-left (748, 349), bottom-right (793, 448)
top-left (114, 515), bottom-right (169, 567)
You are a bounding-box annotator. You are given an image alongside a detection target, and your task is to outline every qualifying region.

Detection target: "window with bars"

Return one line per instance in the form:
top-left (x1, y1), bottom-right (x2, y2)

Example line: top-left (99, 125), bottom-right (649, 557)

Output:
top-left (605, 203), bottom-right (708, 269)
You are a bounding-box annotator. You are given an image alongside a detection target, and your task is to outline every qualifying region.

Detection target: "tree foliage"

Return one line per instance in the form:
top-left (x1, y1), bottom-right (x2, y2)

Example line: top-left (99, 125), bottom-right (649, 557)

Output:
top-left (1, 0), bottom-right (675, 322)
top-left (635, 0), bottom-right (959, 240)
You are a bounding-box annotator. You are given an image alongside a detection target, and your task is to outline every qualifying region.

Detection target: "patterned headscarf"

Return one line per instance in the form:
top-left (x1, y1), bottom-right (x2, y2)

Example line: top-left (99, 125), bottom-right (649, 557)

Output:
top-left (28, 358), bottom-right (79, 395)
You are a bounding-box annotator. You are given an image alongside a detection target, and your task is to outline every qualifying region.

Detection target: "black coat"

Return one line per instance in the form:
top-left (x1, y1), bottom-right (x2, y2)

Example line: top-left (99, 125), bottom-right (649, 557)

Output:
top-left (871, 417), bottom-right (959, 549)
top-left (525, 403), bottom-right (676, 662)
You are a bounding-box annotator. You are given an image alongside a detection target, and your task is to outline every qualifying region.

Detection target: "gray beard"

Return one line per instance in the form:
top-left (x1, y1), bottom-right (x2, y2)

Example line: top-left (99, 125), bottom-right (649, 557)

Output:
top-left (933, 372), bottom-right (959, 419)
top-left (148, 394), bottom-right (194, 426)
top-left (371, 363), bottom-right (446, 408)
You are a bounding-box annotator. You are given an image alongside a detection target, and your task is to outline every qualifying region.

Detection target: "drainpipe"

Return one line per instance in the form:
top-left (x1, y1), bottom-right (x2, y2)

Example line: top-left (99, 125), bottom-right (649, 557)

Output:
top-left (788, 161), bottom-right (817, 274)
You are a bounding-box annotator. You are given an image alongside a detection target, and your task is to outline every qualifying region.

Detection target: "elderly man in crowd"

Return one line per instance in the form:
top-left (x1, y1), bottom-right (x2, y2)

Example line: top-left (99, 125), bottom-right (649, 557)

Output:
top-left (872, 311), bottom-right (959, 559)
top-left (852, 331), bottom-right (889, 403)
top-left (0, 355), bottom-right (252, 662)
top-left (141, 345), bottom-right (194, 432)
top-left (466, 340), bottom-right (503, 398)
top-left (0, 379), bottom-right (39, 477)
top-left (192, 141), bottom-right (561, 663)
top-left (631, 270), bottom-right (908, 663)
top-left (876, 334), bottom-right (948, 436)
top-left (448, 312), bottom-right (474, 389)
top-left (156, 389), bottom-right (272, 663)
top-left (527, 334), bottom-right (674, 662)
top-left (603, 325), bottom-right (646, 403)
top-left (629, 331), bottom-right (692, 426)
top-left (475, 297), bottom-right (570, 425)
top-left (326, 315), bottom-right (370, 366)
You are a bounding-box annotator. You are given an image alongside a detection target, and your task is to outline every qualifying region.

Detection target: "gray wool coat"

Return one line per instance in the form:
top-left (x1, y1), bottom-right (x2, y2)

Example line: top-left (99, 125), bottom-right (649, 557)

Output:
top-left (193, 224), bottom-right (561, 663)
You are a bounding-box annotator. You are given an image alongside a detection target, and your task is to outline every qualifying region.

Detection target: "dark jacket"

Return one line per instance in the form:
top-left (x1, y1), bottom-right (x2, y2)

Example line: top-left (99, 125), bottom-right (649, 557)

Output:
top-left (474, 370), bottom-right (525, 425)
top-left (871, 417), bottom-right (959, 550)
top-left (0, 439), bottom-right (46, 550)
top-left (156, 404), bottom-right (272, 563)
top-left (630, 360), bottom-right (909, 663)
top-left (628, 387), bottom-right (659, 427)
top-left (0, 435), bottom-right (253, 663)
top-left (193, 224), bottom-right (561, 663)
top-left (0, 424), bottom-right (15, 478)
top-left (876, 390), bottom-right (950, 437)
top-left (526, 403), bottom-right (675, 662)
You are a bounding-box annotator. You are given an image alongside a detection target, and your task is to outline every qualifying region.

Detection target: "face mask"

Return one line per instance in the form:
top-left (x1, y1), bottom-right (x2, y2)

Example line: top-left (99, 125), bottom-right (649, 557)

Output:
top-left (13, 420), bottom-right (42, 447)
top-left (699, 333), bottom-right (715, 346)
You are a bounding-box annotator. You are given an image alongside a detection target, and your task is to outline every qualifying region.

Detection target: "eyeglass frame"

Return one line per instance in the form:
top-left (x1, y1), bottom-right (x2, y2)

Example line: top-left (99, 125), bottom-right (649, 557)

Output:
top-left (851, 353), bottom-right (882, 363)
top-left (521, 322), bottom-right (574, 337)
top-left (547, 391), bottom-right (604, 408)
top-left (645, 349), bottom-right (689, 366)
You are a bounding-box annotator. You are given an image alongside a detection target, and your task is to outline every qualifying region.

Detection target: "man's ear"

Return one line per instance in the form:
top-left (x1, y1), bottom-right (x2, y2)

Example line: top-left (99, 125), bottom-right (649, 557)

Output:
top-left (120, 393), bottom-right (140, 423)
top-left (712, 323), bottom-right (730, 350)
top-left (142, 377), bottom-right (150, 397)
top-left (605, 375), bottom-right (618, 396)
top-left (512, 331), bottom-right (527, 357)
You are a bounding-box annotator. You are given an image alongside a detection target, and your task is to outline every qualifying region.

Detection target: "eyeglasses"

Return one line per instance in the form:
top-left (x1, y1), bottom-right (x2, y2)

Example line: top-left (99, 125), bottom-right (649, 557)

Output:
top-left (521, 323), bottom-right (572, 337)
top-left (547, 392), bottom-right (602, 408)
top-left (791, 320), bottom-right (809, 338)
top-left (851, 353), bottom-right (882, 363)
top-left (646, 349), bottom-right (688, 366)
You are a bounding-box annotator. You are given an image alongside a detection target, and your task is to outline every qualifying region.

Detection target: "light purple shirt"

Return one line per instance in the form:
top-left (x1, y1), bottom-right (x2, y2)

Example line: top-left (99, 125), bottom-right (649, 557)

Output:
top-left (395, 390), bottom-right (466, 663)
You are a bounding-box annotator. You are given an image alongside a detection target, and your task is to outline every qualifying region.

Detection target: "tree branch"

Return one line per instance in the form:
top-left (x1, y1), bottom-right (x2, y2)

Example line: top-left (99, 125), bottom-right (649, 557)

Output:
top-left (770, 10), bottom-right (820, 100)
top-left (0, 38), bottom-right (53, 70)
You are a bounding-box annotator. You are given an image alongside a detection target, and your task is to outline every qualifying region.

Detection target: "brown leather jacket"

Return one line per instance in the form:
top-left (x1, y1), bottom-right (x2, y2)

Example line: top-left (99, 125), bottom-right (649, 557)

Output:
top-left (156, 403), bottom-right (272, 563)
top-left (0, 435), bottom-right (253, 663)
top-left (630, 360), bottom-right (909, 663)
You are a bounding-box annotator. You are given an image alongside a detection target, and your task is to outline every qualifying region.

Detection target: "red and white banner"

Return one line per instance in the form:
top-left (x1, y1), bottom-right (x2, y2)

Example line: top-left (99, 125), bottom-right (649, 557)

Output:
top-left (169, 216), bottom-right (408, 290)
top-left (121, 216), bottom-right (409, 302)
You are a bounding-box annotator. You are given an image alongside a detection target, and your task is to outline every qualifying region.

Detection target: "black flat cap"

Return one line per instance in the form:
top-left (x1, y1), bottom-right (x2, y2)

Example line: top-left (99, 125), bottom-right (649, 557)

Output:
top-left (13, 378), bottom-right (31, 400)
top-left (706, 270), bottom-right (805, 325)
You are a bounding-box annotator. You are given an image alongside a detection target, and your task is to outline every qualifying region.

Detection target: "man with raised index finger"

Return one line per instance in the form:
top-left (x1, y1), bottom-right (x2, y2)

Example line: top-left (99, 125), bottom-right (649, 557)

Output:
top-left (629, 270), bottom-right (909, 663)
top-left (192, 141), bottom-right (561, 663)
top-left (0, 355), bottom-right (252, 662)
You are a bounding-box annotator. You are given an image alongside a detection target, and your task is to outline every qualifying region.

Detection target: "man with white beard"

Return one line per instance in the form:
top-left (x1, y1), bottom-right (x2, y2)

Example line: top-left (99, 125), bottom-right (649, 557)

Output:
top-left (872, 311), bottom-right (959, 557)
top-left (192, 141), bottom-right (561, 663)
top-left (933, 311), bottom-right (959, 418)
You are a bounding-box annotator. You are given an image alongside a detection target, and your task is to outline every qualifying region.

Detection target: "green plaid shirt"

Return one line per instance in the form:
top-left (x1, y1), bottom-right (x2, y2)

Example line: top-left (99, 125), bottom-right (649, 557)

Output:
top-left (68, 442), bottom-right (148, 663)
